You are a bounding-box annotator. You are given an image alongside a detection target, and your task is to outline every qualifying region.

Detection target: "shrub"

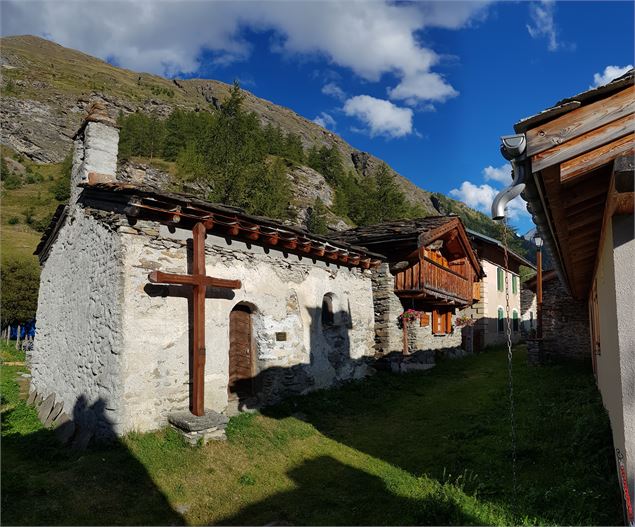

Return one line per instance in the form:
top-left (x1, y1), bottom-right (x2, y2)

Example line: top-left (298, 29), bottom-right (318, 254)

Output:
top-left (7, 216), bottom-right (20, 225)
top-left (2, 173), bottom-right (22, 189)
top-left (25, 172), bottom-right (43, 184)
top-left (0, 257), bottom-right (40, 326)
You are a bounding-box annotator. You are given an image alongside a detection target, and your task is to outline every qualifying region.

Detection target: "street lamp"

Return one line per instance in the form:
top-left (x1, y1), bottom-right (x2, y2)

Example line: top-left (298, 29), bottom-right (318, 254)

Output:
top-left (534, 234), bottom-right (543, 339)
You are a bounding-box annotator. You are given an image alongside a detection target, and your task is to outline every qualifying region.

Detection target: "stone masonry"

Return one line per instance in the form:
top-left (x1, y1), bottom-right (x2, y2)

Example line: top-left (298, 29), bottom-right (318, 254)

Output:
top-left (530, 276), bottom-right (591, 363)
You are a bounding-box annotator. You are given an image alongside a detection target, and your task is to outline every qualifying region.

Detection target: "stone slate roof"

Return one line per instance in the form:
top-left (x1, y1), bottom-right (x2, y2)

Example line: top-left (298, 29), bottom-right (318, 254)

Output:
top-left (466, 229), bottom-right (535, 270)
top-left (36, 181), bottom-right (385, 270)
top-left (514, 69), bottom-right (634, 133)
top-left (329, 216), bottom-right (456, 247)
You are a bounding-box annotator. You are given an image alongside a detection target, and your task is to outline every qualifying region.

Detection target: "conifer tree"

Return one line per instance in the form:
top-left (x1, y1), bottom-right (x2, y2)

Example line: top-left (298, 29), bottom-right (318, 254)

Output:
top-left (306, 197), bottom-right (329, 235)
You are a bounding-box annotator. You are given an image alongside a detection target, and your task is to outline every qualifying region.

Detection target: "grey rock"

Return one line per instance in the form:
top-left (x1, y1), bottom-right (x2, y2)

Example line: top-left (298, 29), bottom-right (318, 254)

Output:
top-left (45, 402), bottom-right (64, 428)
top-left (168, 410), bottom-right (229, 432)
top-left (52, 413), bottom-right (75, 445)
top-left (27, 390), bottom-right (37, 405)
top-left (37, 393), bottom-right (56, 423)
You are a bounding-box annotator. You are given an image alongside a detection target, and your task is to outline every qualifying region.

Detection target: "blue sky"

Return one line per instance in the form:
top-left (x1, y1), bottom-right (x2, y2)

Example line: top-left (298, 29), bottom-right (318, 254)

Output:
top-left (3, 1), bottom-right (633, 233)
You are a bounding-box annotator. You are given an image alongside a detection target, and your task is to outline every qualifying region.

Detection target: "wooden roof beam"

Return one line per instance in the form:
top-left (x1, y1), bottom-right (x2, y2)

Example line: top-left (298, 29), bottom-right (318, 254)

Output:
top-left (531, 113), bottom-right (634, 173)
top-left (561, 133), bottom-right (634, 184)
top-left (526, 85), bottom-right (634, 158)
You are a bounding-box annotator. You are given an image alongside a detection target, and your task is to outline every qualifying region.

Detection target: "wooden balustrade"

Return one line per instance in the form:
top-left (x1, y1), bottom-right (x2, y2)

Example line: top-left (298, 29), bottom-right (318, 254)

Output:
top-left (394, 251), bottom-right (474, 304)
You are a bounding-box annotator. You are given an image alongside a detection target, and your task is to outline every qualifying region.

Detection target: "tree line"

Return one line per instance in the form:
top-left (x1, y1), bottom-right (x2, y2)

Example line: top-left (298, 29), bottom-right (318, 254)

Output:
top-left (118, 82), bottom-right (423, 232)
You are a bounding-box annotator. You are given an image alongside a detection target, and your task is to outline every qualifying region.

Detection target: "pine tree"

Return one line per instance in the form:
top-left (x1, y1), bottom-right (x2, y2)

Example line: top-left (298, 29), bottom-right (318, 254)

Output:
top-left (306, 197), bottom-right (329, 234)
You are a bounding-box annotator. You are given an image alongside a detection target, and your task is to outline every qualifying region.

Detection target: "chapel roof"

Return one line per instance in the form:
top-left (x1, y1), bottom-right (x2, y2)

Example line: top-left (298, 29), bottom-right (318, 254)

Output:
top-left (36, 180), bottom-right (385, 270)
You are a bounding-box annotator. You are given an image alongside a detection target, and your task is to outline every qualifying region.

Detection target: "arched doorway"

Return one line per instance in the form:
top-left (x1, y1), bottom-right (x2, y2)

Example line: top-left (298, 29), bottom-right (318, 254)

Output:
top-left (228, 304), bottom-right (255, 401)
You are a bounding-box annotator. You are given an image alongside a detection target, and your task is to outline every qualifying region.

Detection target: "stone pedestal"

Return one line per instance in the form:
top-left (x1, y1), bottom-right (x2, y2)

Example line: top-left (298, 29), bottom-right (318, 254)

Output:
top-left (168, 410), bottom-right (229, 446)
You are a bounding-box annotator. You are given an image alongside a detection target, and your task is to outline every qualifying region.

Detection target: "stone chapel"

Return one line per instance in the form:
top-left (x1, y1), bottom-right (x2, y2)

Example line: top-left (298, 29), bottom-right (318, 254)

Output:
top-left (30, 103), bottom-right (483, 443)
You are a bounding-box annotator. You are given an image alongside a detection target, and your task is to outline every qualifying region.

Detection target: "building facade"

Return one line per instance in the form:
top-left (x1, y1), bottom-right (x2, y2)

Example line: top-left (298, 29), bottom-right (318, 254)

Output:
top-left (495, 70), bottom-right (634, 520)
top-left (30, 104), bottom-right (381, 438)
top-left (463, 230), bottom-right (535, 349)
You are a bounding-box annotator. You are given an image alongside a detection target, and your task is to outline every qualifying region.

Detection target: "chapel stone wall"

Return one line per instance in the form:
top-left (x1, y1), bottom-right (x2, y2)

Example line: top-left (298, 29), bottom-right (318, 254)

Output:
top-left (31, 209), bottom-right (125, 439)
top-left (116, 221), bottom-right (377, 433)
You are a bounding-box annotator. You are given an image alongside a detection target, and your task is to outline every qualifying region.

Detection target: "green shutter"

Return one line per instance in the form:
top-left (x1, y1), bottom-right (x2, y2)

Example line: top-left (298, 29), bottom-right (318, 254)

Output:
top-left (512, 275), bottom-right (518, 294)
top-left (497, 267), bottom-right (504, 291)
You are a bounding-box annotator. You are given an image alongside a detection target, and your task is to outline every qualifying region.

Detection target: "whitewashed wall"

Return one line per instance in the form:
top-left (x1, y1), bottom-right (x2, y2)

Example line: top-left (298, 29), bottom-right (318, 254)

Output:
top-left (31, 208), bottom-right (125, 438)
top-left (118, 221), bottom-right (376, 433)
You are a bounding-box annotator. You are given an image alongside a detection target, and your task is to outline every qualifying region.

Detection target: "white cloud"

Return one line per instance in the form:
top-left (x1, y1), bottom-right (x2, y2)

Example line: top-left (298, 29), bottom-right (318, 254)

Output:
top-left (388, 71), bottom-right (458, 105)
top-left (526, 0), bottom-right (561, 52)
top-left (483, 163), bottom-right (512, 184)
top-left (343, 95), bottom-right (413, 138)
top-left (591, 65), bottom-right (633, 88)
top-left (313, 112), bottom-right (336, 130)
top-left (2, 1), bottom-right (491, 105)
top-left (321, 82), bottom-right (346, 101)
top-left (450, 181), bottom-right (528, 220)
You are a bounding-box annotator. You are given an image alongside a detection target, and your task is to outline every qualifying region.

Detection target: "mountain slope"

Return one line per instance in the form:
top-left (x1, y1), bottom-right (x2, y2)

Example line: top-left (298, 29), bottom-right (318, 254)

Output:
top-left (0, 35), bottom-right (531, 259)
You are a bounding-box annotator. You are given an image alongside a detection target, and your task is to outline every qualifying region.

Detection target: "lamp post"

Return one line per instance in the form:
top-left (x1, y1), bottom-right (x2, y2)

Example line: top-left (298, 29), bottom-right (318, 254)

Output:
top-left (534, 234), bottom-right (543, 339)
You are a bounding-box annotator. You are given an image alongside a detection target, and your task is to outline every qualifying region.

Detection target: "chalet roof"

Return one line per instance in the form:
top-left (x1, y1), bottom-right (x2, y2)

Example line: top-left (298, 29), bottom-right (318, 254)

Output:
top-left (466, 229), bottom-right (535, 270)
top-left (513, 71), bottom-right (634, 300)
top-left (329, 216), bottom-right (457, 246)
top-left (514, 69), bottom-right (634, 133)
top-left (331, 216), bottom-right (483, 277)
top-left (524, 269), bottom-right (559, 292)
top-left (36, 181), bottom-right (384, 270)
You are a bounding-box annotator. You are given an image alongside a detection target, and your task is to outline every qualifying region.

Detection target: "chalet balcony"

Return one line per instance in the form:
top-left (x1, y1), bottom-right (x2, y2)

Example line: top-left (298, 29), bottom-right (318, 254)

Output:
top-left (394, 251), bottom-right (478, 306)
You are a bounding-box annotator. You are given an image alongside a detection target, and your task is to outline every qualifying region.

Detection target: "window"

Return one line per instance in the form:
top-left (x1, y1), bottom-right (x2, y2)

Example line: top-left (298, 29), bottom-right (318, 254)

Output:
top-left (497, 267), bottom-right (504, 291)
top-left (512, 310), bottom-right (519, 332)
top-left (432, 309), bottom-right (453, 335)
top-left (512, 275), bottom-right (518, 295)
top-left (321, 294), bottom-right (334, 326)
top-left (497, 307), bottom-right (504, 332)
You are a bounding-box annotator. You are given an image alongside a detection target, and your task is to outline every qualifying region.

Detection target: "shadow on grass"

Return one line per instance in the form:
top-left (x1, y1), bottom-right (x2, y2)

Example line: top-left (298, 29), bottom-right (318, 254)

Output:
top-left (219, 455), bottom-right (483, 526)
top-left (1, 394), bottom-right (184, 526)
top-left (258, 348), bottom-right (622, 526)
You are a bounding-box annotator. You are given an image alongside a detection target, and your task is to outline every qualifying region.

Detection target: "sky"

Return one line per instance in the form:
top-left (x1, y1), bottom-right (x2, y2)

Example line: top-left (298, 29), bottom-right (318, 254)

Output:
top-left (2, 1), bottom-right (633, 233)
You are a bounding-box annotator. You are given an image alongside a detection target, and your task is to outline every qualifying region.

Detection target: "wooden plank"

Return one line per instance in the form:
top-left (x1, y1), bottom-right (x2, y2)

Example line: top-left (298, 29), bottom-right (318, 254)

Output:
top-left (531, 113), bottom-right (634, 173)
top-left (526, 86), bottom-right (635, 157)
top-left (561, 133), bottom-right (635, 184)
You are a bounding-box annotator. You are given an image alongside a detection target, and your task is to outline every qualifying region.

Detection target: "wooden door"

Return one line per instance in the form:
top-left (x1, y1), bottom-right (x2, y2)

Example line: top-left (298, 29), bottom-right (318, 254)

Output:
top-left (228, 305), bottom-right (254, 400)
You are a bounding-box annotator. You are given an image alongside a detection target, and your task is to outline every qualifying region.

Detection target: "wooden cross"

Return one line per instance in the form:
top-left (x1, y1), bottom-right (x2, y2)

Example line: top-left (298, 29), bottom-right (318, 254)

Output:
top-left (148, 222), bottom-right (241, 416)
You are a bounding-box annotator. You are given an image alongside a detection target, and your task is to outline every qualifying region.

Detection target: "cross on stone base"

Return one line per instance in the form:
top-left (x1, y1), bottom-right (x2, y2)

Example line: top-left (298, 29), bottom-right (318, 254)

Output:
top-left (148, 222), bottom-right (241, 416)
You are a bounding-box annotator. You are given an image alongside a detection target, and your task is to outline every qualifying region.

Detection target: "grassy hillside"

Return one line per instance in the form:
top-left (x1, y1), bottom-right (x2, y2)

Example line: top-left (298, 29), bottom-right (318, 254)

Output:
top-left (0, 146), bottom-right (67, 263)
top-left (0, 34), bottom-right (532, 267)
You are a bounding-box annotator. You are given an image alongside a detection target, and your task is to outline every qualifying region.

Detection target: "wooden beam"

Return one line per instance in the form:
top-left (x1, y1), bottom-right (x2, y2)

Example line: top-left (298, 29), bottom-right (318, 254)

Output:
top-left (531, 114), bottom-right (634, 173)
top-left (561, 133), bottom-right (635, 184)
top-left (567, 212), bottom-right (604, 231)
top-left (526, 86), bottom-right (635, 157)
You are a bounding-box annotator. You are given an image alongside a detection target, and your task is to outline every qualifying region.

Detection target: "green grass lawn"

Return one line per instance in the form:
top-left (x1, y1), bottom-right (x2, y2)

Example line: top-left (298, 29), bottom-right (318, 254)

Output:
top-left (1, 343), bottom-right (621, 526)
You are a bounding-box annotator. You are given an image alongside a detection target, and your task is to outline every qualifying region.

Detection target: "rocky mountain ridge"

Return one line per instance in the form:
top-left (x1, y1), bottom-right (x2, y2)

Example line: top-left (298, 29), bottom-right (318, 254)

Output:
top-left (0, 35), bottom-right (522, 248)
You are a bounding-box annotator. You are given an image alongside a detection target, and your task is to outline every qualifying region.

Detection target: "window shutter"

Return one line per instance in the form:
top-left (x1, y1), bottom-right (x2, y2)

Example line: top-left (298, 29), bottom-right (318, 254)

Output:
top-left (512, 275), bottom-right (518, 294)
top-left (432, 309), bottom-right (445, 335)
top-left (444, 311), bottom-right (452, 334)
top-left (497, 267), bottom-right (504, 291)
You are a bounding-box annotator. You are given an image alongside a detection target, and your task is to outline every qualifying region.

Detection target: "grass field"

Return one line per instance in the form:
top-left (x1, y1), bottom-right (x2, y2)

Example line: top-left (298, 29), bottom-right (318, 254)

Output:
top-left (1, 343), bottom-right (621, 526)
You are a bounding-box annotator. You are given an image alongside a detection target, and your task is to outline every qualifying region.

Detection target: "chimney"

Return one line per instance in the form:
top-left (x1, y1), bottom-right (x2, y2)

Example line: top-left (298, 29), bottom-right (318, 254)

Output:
top-left (70, 101), bottom-right (119, 204)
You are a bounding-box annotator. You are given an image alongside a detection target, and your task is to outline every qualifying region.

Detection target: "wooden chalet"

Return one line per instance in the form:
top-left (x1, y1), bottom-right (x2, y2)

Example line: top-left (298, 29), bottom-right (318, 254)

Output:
top-left (332, 216), bottom-right (483, 310)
